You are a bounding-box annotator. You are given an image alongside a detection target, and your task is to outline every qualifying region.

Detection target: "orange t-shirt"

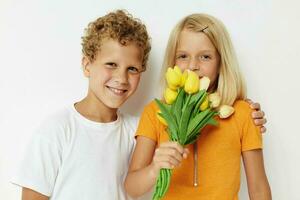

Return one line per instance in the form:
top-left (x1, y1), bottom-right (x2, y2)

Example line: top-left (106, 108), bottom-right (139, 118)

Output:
top-left (136, 100), bottom-right (262, 200)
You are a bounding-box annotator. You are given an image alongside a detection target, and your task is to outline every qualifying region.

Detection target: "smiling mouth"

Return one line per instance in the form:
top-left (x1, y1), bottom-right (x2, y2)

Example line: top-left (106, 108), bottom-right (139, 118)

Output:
top-left (107, 86), bottom-right (128, 96)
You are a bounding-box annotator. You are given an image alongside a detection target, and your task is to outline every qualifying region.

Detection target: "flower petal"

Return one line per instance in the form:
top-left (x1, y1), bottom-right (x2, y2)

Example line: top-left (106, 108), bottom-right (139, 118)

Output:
top-left (209, 92), bottom-right (221, 108)
top-left (164, 88), bottom-right (178, 104)
top-left (219, 105), bottom-right (235, 118)
top-left (199, 76), bottom-right (210, 91)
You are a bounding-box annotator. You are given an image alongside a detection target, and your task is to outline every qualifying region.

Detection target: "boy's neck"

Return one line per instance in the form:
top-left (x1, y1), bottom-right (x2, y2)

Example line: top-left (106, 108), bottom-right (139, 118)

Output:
top-left (74, 96), bottom-right (118, 123)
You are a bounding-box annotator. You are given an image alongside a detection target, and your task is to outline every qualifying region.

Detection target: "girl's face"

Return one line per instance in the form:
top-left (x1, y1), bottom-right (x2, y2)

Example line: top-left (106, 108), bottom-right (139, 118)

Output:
top-left (175, 29), bottom-right (220, 90)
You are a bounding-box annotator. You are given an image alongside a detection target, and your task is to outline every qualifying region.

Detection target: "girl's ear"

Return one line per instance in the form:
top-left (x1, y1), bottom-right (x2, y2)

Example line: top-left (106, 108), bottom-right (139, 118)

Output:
top-left (82, 56), bottom-right (91, 78)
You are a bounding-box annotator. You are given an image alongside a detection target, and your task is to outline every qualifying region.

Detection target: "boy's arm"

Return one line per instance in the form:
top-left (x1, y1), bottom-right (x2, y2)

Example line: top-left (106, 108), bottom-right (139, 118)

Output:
top-left (22, 187), bottom-right (49, 200)
top-left (242, 149), bottom-right (272, 200)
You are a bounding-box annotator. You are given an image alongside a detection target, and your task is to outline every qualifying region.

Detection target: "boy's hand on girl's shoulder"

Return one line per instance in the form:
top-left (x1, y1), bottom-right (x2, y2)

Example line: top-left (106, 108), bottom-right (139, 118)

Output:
top-left (246, 99), bottom-right (267, 133)
top-left (150, 142), bottom-right (189, 177)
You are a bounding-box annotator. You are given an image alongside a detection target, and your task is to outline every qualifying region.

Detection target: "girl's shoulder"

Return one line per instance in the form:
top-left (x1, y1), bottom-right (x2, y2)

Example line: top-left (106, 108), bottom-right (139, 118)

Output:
top-left (231, 100), bottom-right (253, 121)
top-left (143, 100), bottom-right (160, 112)
top-left (233, 100), bottom-right (251, 110)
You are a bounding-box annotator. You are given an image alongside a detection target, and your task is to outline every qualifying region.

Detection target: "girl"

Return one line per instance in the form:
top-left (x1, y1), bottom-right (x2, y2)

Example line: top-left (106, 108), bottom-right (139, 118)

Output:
top-left (125, 13), bottom-right (271, 200)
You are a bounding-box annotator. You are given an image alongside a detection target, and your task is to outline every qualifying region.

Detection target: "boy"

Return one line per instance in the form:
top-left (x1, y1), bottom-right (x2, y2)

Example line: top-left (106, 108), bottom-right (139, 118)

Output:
top-left (12, 10), bottom-right (151, 200)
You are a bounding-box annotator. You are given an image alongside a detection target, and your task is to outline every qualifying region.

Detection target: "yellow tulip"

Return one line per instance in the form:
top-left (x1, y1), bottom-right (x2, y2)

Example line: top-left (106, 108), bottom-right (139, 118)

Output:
top-left (208, 92), bottom-right (221, 108)
top-left (200, 96), bottom-right (209, 111)
top-left (165, 67), bottom-right (182, 90)
top-left (199, 76), bottom-right (210, 91)
top-left (173, 66), bottom-right (182, 76)
top-left (184, 71), bottom-right (199, 94)
top-left (180, 70), bottom-right (188, 87)
top-left (219, 105), bottom-right (235, 118)
top-left (157, 111), bottom-right (168, 126)
top-left (164, 87), bottom-right (178, 104)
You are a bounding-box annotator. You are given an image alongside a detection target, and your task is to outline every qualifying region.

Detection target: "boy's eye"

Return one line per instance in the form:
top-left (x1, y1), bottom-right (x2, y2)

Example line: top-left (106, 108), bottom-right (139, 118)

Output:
top-left (176, 54), bottom-right (188, 59)
top-left (105, 62), bottom-right (117, 68)
top-left (128, 66), bottom-right (140, 74)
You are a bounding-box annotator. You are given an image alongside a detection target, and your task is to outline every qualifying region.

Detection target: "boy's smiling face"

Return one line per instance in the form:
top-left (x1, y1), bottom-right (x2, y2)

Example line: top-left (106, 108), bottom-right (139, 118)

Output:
top-left (82, 39), bottom-right (143, 111)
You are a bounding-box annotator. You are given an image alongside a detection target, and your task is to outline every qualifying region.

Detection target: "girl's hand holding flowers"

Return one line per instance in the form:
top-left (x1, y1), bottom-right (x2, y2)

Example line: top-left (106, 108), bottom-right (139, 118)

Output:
top-left (150, 142), bottom-right (189, 176)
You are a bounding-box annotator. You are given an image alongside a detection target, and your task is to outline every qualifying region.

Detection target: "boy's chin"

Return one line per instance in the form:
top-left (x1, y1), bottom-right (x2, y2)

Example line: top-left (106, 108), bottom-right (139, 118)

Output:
top-left (104, 99), bottom-right (127, 110)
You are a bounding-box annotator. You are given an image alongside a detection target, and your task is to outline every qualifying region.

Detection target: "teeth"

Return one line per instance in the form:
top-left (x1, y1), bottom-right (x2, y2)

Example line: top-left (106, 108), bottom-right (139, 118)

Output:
top-left (108, 87), bottom-right (126, 95)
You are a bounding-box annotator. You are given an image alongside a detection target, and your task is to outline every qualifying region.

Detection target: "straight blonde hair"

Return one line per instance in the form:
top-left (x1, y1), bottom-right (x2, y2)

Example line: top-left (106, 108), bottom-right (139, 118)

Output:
top-left (161, 13), bottom-right (246, 105)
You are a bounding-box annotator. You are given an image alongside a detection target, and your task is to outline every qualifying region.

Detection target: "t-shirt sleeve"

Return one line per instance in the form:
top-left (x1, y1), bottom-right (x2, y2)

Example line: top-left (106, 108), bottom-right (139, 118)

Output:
top-left (237, 101), bottom-right (263, 152)
top-left (11, 120), bottom-right (63, 196)
top-left (135, 102), bottom-right (159, 142)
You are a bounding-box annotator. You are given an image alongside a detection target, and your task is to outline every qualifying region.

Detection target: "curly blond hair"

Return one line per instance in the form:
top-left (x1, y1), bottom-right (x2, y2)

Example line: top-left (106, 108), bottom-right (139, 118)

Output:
top-left (81, 10), bottom-right (151, 70)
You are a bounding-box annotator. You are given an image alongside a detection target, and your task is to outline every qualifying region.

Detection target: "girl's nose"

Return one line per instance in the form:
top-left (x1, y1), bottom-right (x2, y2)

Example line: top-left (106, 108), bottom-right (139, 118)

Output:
top-left (189, 65), bottom-right (199, 71)
top-left (188, 59), bottom-right (200, 71)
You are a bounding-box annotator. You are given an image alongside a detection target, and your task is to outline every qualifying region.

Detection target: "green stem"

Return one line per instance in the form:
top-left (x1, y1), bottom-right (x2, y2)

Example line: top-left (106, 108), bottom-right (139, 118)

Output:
top-left (182, 94), bottom-right (192, 113)
top-left (152, 169), bottom-right (172, 200)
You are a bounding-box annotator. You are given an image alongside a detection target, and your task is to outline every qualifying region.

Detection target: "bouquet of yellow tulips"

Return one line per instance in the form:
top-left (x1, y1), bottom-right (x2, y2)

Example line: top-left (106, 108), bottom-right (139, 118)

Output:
top-left (152, 66), bottom-right (234, 200)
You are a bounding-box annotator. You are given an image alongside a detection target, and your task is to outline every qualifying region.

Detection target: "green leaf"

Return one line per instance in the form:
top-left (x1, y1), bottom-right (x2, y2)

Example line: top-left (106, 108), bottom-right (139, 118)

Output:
top-left (189, 89), bottom-right (205, 105)
top-left (178, 103), bottom-right (194, 144)
top-left (187, 110), bottom-right (216, 140)
top-left (192, 91), bottom-right (207, 117)
top-left (207, 117), bottom-right (218, 126)
top-left (187, 109), bottom-right (211, 136)
top-left (160, 112), bottom-right (178, 141)
top-left (185, 134), bottom-right (199, 145)
top-left (155, 99), bottom-right (179, 141)
top-left (173, 88), bottom-right (185, 125)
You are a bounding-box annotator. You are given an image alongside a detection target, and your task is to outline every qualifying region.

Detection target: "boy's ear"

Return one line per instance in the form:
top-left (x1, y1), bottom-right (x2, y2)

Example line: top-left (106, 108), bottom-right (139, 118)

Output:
top-left (82, 56), bottom-right (91, 78)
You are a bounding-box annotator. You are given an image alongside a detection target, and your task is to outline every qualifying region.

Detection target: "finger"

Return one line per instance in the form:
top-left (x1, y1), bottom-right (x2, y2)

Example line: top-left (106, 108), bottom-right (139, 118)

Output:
top-left (182, 153), bottom-right (188, 159)
top-left (160, 142), bottom-right (184, 154)
top-left (155, 154), bottom-right (181, 167)
top-left (159, 161), bottom-right (176, 169)
top-left (157, 147), bottom-right (183, 163)
top-left (182, 148), bottom-right (190, 159)
top-left (166, 155), bottom-right (181, 167)
top-left (252, 110), bottom-right (265, 119)
top-left (254, 118), bottom-right (267, 126)
top-left (250, 102), bottom-right (261, 110)
top-left (245, 98), bottom-right (253, 104)
top-left (260, 126), bottom-right (267, 133)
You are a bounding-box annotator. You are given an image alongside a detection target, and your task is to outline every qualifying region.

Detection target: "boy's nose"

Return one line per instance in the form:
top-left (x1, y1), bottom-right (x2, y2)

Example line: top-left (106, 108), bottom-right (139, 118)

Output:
top-left (113, 69), bottom-right (128, 84)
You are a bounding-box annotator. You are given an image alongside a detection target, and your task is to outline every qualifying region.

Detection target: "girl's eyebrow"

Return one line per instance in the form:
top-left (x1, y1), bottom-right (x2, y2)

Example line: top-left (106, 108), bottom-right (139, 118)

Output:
top-left (198, 50), bottom-right (215, 53)
top-left (175, 50), bottom-right (187, 54)
top-left (176, 49), bottom-right (216, 54)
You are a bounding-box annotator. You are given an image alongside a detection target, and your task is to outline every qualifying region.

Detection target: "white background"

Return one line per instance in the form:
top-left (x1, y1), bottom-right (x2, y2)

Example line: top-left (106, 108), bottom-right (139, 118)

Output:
top-left (1, 0), bottom-right (300, 199)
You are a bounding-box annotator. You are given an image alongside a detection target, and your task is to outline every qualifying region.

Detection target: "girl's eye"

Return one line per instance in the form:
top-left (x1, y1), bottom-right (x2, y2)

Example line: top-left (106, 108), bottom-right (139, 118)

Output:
top-left (200, 55), bottom-right (211, 60)
top-left (128, 66), bottom-right (140, 74)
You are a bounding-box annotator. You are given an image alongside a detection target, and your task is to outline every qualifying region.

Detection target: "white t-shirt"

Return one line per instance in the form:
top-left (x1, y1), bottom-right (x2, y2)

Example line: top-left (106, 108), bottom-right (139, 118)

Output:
top-left (12, 105), bottom-right (138, 200)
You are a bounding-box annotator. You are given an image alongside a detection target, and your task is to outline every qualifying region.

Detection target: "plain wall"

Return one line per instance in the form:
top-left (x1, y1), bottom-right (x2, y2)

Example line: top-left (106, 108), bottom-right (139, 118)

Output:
top-left (1, 0), bottom-right (300, 199)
